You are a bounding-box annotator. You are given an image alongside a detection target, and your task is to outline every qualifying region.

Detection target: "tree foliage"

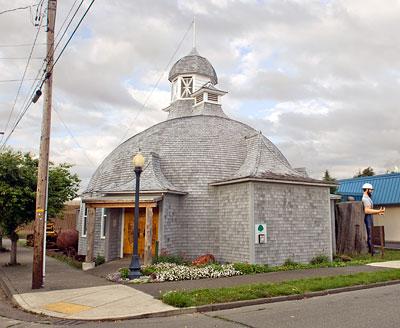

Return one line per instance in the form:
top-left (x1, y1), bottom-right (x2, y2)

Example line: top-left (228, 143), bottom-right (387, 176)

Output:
top-left (354, 167), bottom-right (375, 178)
top-left (0, 150), bottom-right (37, 237)
top-left (0, 148), bottom-right (80, 264)
top-left (322, 169), bottom-right (338, 194)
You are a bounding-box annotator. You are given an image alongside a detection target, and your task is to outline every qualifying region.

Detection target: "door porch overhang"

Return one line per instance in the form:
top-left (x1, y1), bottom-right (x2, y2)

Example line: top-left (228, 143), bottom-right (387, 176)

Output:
top-left (83, 195), bottom-right (162, 208)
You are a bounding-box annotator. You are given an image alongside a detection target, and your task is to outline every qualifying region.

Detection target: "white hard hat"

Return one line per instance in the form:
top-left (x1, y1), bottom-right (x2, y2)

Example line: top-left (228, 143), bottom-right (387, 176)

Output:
top-left (362, 183), bottom-right (373, 190)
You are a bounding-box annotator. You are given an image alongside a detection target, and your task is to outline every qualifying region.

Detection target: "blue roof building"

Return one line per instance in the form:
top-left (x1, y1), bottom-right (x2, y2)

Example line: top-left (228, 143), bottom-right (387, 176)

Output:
top-left (337, 173), bottom-right (400, 205)
top-left (337, 173), bottom-right (400, 243)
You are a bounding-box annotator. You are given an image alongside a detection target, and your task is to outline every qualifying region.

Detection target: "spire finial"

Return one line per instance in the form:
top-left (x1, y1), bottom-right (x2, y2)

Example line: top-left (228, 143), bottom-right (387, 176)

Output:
top-left (192, 16), bottom-right (196, 50)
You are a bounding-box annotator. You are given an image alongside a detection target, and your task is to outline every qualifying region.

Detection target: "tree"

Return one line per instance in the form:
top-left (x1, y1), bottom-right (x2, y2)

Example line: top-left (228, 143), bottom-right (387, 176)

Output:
top-left (354, 167), bottom-right (375, 178)
top-left (0, 148), bottom-right (80, 265)
top-left (323, 169), bottom-right (338, 194)
top-left (386, 166), bottom-right (399, 174)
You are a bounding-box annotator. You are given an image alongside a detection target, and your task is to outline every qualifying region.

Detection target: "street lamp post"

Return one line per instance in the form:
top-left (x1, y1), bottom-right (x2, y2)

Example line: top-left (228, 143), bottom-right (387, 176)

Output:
top-left (128, 151), bottom-right (145, 280)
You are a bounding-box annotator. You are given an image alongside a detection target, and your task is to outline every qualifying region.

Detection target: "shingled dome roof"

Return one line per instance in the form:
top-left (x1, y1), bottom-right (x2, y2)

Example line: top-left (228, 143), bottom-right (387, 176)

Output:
top-left (168, 48), bottom-right (218, 85)
top-left (85, 115), bottom-right (304, 194)
top-left (85, 49), bottom-right (314, 196)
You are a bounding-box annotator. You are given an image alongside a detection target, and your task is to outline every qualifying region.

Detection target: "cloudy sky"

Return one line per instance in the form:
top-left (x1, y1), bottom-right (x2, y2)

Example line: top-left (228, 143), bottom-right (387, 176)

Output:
top-left (1, 0), bottom-right (399, 191)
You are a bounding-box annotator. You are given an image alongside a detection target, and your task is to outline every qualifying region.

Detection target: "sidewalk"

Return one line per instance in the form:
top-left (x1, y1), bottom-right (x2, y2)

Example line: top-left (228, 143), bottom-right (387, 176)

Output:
top-left (0, 240), bottom-right (175, 320)
top-left (1, 239), bottom-right (400, 321)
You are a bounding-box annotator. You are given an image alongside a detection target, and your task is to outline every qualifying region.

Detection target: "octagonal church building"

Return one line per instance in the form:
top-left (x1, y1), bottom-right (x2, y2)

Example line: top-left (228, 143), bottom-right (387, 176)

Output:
top-left (78, 47), bottom-right (335, 267)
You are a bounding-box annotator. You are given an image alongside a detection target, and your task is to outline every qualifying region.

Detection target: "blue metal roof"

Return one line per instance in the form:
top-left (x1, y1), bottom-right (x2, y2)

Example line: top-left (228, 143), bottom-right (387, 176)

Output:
top-left (336, 173), bottom-right (400, 205)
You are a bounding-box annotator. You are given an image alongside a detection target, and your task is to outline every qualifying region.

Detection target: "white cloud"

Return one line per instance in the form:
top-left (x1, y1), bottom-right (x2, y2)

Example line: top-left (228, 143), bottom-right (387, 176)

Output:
top-left (264, 99), bottom-right (333, 123)
top-left (1, 0), bottom-right (399, 190)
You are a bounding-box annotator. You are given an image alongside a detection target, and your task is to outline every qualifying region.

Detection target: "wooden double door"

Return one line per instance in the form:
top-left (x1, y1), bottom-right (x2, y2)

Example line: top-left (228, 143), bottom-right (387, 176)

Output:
top-left (123, 207), bottom-right (159, 258)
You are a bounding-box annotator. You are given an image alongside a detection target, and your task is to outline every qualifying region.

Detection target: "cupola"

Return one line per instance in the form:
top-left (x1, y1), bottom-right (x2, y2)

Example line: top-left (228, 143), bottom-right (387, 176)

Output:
top-left (168, 48), bottom-right (218, 103)
top-left (164, 47), bottom-right (227, 119)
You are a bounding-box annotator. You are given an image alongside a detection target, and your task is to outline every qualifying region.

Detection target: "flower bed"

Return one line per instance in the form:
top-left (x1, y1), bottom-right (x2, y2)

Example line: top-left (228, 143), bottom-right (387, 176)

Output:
top-left (106, 263), bottom-right (241, 284)
top-left (106, 250), bottom-right (400, 284)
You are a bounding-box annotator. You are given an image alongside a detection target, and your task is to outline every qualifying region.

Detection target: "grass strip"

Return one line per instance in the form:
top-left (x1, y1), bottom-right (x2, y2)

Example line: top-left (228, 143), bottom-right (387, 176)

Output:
top-left (159, 269), bottom-right (400, 307)
top-left (46, 251), bottom-right (82, 269)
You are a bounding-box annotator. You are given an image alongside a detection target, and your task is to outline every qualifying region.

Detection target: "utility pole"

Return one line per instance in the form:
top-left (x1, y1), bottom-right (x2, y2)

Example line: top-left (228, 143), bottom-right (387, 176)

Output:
top-left (32, 0), bottom-right (57, 289)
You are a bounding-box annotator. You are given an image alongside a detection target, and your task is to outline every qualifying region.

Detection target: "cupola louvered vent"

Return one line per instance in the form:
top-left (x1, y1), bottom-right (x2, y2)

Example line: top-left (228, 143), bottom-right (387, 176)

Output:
top-left (196, 94), bottom-right (204, 104)
top-left (207, 93), bottom-right (218, 102)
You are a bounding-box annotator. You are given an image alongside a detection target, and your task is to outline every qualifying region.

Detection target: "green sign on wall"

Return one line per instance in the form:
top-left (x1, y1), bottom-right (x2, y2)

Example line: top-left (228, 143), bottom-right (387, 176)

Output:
top-left (255, 223), bottom-right (267, 244)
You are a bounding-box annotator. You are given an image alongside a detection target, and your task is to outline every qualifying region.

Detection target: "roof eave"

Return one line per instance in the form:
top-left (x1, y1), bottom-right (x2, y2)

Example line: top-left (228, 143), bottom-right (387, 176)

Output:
top-left (210, 177), bottom-right (338, 188)
top-left (191, 88), bottom-right (227, 97)
top-left (100, 189), bottom-right (187, 196)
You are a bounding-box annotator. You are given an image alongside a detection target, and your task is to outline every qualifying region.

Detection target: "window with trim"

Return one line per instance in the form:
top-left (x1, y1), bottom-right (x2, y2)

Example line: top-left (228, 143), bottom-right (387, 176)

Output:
top-left (82, 205), bottom-right (88, 237)
top-left (180, 76), bottom-right (193, 98)
top-left (101, 208), bottom-right (108, 239)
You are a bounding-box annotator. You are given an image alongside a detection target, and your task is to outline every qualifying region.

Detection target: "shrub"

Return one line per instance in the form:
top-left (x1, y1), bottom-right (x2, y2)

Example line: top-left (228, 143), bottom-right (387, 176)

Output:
top-left (232, 263), bottom-right (269, 274)
top-left (141, 266), bottom-right (155, 276)
top-left (153, 248), bottom-right (189, 265)
top-left (283, 257), bottom-right (299, 267)
top-left (94, 255), bottom-right (105, 266)
top-left (310, 254), bottom-right (330, 265)
top-left (119, 267), bottom-right (129, 280)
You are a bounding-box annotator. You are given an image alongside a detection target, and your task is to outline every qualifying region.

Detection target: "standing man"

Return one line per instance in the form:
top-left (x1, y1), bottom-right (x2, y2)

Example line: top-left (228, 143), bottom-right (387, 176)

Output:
top-left (362, 183), bottom-right (385, 253)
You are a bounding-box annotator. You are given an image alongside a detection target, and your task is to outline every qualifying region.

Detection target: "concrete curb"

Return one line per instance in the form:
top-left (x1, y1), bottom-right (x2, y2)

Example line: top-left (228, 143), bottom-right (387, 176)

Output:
top-left (122, 279), bottom-right (400, 320)
top-left (192, 279), bottom-right (400, 314)
top-left (2, 264), bottom-right (400, 322)
top-left (10, 279), bottom-right (400, 322)
top-left (0, 266), bottom-right (20, 308)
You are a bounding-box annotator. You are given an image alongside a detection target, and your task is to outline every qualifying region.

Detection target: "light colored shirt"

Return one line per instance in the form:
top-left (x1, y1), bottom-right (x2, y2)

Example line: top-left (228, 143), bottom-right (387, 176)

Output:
top-left (362, 194), bottom-right (373, 209)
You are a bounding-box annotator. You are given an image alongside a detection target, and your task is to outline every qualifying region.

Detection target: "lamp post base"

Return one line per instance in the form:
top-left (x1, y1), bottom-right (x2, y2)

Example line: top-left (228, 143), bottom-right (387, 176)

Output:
top-left (127, 254), bottom-right (141, 280)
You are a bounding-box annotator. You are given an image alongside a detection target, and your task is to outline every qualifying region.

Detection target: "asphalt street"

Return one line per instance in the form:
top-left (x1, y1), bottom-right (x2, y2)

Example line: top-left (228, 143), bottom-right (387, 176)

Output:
top-left (2, 283), bottom-right (400, 327)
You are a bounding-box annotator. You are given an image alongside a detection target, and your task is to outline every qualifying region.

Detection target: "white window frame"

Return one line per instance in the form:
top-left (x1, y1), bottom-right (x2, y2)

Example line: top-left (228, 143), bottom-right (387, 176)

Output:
top-left (101, 208), bottom-right (108, 239)
top-left (171, 78), bottom-right (178, 102)
top-left (82, 205), bottom-right (88, 237)
top-left (180, 75), bottom-right (193, 98)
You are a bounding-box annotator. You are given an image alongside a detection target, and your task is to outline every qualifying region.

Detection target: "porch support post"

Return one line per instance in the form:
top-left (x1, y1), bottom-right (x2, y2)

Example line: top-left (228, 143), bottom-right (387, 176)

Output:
top-left (144, 207), bottom-right (153, 266)
top-left (83, 207), bottom-right (96, 270)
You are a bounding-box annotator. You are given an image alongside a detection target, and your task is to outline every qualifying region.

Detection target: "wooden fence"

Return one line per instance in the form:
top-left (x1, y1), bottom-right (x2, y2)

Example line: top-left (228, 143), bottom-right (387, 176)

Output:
top-left (17, 201), bottom-right (80, 236)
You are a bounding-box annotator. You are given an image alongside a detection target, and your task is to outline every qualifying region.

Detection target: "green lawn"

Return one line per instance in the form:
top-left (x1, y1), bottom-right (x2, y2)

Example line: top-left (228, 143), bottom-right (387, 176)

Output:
top-left (347, 249), bottom-right (400, 262)
top-left (160, 269), bottom-right (400, 307)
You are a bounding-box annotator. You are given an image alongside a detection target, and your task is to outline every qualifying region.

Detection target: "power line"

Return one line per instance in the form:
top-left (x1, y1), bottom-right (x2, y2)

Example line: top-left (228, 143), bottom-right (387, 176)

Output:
top-left (34, 0), bottom-right (91, 92)
top-left (0, 5), bottom-right (37, 15)
top-left (0, 57), bottom-right (43, 60)
top-left (53, 106), bottom-right (97, 168)
top-left (54, 0), bottom-right (80, 41)
top-left (52, 0), bottom-right (95, 69)
top-left (0, 79), bottom-right (40, 83)
top-left (33, 0), bottom-right (45, 25)
top-left (28, 0), bottom-right (85, 94)
top-left (118, 19), bottom-right (195, 144)
top-left (5, 0), bottom-right (58, 122)
top-left (1, 10), bottom-right (45, 145)
top-left (29, 0), bottom-right (90, 100)
top-left (0, 4), bottom-right (47, 146)
top-left (0, 43), bottom-right (46, 48)
top-left (7, 0), bottom-right (84, 125)
top-left (1, 0), bottom-right (97, 149)
top-left (0, 91), bottom-right (35, 150)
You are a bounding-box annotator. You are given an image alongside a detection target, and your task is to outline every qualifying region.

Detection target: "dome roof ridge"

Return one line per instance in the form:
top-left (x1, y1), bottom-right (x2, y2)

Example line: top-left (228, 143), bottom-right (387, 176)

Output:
top-left (95, 152), bottom-right (184, 193)
top-left (227, 131), bottom-right (301, 180)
